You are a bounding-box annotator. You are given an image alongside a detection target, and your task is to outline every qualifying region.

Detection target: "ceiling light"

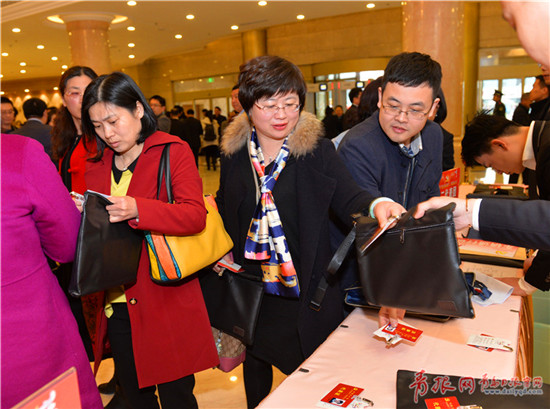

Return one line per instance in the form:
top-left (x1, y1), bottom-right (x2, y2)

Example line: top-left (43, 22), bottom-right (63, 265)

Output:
top-left (230, 375), bottom-right (238, 382)
top-left (53, 87), bottom-right (59, 91)
top-left (127, 1), bottom-right (137, 5)
top-left (2, 52), bottom-right (8, 57)
top-left (127, 26), bottom-right (136, 31)
top-left (297, 14), bottom-right (305, 20)
top-left (47, 15), bottom-right (64, 24)
top-left (0, 75), bottom-right (3, 79)
top-left (12, 28), bottom-right (21, 33)
top-left (51, 56), bottom-right (58, 61)
top-left (366, 3), bottom-right (375, 8)
top-left (20, 69), bottom-right (26, 74)
top-left (37, 45), bottom-right (45, 50)
top-left (129, 54), bottom-right (135, 59)
top-left (111, 15), bottom-right (128, 24)
top-left (20, 62), bottom-right (26, 66)
top-left (24, 89), bottom-right (30, 93)
top-left (62, 64), bottom-right (68, 69)
top-left (258, 1), bottom-right (267, 6)
top-left (128, 42), bottom-right (135, 47)
top-left (186, 14), bottom-right (195, 20)
top-left (0, 91), bottom-right (3, 95)
top-left (175, 34), bottom-right (183, 39)
top-left (231, 25), bottom-right (239, 30)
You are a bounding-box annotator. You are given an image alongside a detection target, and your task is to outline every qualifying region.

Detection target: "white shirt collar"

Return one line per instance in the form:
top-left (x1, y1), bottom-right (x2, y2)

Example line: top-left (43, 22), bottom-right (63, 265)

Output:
top-left (522, 122), bottom-right (536, 170)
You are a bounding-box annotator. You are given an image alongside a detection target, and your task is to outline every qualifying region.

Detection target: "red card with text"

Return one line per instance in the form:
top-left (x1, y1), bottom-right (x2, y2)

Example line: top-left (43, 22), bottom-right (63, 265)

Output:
top-left (317, 383), bottom-right (364, 408)
top-left (424, 396), bottom-right (460, 409)
top-left (382, 323), bottom-right (423, 343)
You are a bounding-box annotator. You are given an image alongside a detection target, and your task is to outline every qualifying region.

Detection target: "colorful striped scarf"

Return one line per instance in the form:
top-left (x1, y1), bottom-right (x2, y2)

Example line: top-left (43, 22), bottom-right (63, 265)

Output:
top-left (244, 130), bottom-right (299, 297)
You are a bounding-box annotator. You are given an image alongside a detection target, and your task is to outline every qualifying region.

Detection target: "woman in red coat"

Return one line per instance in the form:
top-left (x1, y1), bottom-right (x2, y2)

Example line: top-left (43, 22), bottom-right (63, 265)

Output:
top-left (80, 72), bottom-right (218, 409)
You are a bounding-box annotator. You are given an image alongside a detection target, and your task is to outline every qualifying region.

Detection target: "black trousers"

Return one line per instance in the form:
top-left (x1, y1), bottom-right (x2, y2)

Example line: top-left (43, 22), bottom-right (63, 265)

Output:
top-left (107, 303), bottom-right (198, 409)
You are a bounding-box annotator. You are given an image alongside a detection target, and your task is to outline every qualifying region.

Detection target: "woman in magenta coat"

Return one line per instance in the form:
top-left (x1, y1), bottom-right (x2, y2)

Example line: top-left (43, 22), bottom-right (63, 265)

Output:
top-left (80, 72), bottom-right (218, 409)
top-left (1, 134), bottom-right (102, 409)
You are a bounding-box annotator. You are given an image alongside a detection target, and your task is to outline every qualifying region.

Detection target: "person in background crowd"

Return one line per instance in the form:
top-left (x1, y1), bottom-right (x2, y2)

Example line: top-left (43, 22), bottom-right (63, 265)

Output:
top-left (512, 93), bottom-right (532, 126)
top-left (231, 84), bottom-right (244, 114)
top-left (428, 89), bottom-right (455, 171)
top-left (213, 106), bottom-right (227, 129)
top-left (148, 95), bottom-right (171, 133)
top-left (169, 106), bottom-right (186, 142)
top-left (322, 106), bottom-right (342, 139)
top-left (342, 86), bottom-right (363, 130)
top-left (15, 97), bottom-right (53, 159)
top-left (215, 55), bottom-right (404, 409)
top-left (492, 90), bottom-right (506, 117)
top-left (81, 71), bottom-right (218, 409)
top-left (1, 96), bottom-right (17, 133)
top-left (181, 109), bottom-right (202, 167)
top-left (200, 109), bottom-right (220, 171)
top-left (1, 134), bottom-right (103, 409)
top-left (529, 75), bottom-right (550, 121)
top-left (46, 106), bottom-right (59, 127)
top-left (50, 66), bottom-right (99, 363)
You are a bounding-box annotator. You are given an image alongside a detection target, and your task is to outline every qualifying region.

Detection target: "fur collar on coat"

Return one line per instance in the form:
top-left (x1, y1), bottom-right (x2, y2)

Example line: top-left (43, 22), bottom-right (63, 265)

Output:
top-left (220, 111), bottom-right (324, 158)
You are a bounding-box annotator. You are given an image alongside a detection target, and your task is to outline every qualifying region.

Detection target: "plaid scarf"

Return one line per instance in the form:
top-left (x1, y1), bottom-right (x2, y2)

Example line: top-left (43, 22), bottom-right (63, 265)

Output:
top-left (244, 130), bottom-right (299, 297)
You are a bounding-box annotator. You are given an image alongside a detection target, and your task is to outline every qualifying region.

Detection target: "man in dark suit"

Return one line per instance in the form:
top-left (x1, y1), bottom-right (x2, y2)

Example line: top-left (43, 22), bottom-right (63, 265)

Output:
top-left (16, 98), bottom-right (53, 159)
top-left (342, 87), bottom-right (363, 130)
top-left (529, 75), bottom-right (550, 121)
top-left (181, 109), bottom-right (202, 167)
top-left (169, 106), bottom-right (186, 141)
top-left (461, 113), bottom-right (550, 293)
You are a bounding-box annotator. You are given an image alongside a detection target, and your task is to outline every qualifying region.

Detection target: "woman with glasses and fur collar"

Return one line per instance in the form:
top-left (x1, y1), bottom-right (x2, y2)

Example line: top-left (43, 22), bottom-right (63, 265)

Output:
top-left (215, 55), bottom-right (404, 408)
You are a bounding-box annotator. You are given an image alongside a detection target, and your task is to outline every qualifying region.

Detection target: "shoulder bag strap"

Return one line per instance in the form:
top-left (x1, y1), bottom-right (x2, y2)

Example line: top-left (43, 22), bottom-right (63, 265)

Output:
top-left (157, 144), bottom-right (173, 203)
top-left (309, 225), bottom-right (356, 311)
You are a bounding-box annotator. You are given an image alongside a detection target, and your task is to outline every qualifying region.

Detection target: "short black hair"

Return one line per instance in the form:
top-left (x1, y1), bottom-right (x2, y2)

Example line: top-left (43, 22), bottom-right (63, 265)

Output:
top-left (22, 97), bottom-right (47, 119)
top-left (432, 89), bottom-right (448, 124)
top-left (232, 84), bottom-right (239, 91)
top-left (82, 72), bottom-right (158, 160)
top-left (535, 75), bottom-right (550, 91)
top-left (237, 55), bottom-right (306, 114)
top-left (1, 96), bottom-right (14, 107)
top-left (382, 52), bottom-right (442, 100)
top-left (187, 109), bottom-right (195, 115)
top-left (358, 77), bottom-right (382, 121)
top-left (349, 87), bottom-right (362, 103)
top-left (149, 94), bottom-right (166, 107)
top-left (461, 113), bottom-right (519, 167)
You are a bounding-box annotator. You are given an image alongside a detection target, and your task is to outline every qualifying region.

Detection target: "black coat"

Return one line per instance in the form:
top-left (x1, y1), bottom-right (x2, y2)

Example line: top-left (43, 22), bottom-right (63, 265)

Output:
top-left (216, 112), bottom-right (375, 357)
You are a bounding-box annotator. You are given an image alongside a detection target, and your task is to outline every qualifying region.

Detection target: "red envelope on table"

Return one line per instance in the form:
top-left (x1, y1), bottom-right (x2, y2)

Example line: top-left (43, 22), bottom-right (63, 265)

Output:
top-left (382, 323), bottom-right (423, 343)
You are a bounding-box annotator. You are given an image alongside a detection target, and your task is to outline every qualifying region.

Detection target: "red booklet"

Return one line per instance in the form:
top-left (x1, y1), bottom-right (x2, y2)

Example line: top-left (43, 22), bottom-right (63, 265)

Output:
top-left (316, 383), bottom-right (365, 408)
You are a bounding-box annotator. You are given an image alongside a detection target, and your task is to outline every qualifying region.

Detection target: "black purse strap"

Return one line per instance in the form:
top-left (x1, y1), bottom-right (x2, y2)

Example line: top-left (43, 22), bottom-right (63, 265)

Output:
top-left (309, 225), bottom-right (356, 311)
top-left (157, 144), bottom-right (173, 203)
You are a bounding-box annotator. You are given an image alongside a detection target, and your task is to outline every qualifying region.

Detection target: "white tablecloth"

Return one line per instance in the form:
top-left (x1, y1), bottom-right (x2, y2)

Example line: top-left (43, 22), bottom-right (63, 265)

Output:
top-left (258, 297), bottom-right (521, 409)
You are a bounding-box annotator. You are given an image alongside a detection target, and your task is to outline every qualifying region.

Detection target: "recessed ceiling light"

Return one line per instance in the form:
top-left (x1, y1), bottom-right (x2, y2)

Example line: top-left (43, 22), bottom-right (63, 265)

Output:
top-left (20, 62), bottom-right (26, 66)
top-left (258, 1), bottom-right (267, 6)
top-left (366, 3), bottom-right (375, 8)
top-left (0, 91), bottom-right (3, 94)
top-left (20, 69), bottom-right (26, 74)
top-left (53, 86), bottom-right (59, 91)
top-left (230, 375), bottom-right (238, 382)
top-left (127, 26), bottom-right (136, 31)
top-left (51, 56), bottom-right (58, 61)
top-left (128, 42), bottom-right (135, 47)
top-left (111, 15), bottom-right (128, 24)
top-left (129, 54), bottom-right (135, 59)
top-left (12, 28), bottom-right (21, 33)
top-left (297, 14), bottom-right (305, 20)
top-left (24, 89), bottom-right (30, 93)
top-left (2, 52), bottom-right (8, 57)
top-left (0, 75), bottom-right (3, 79)
top-left (186, 14), bottom-right (195, 20)
top-left (175, 34), bottom-right (183, 39)
top-left (231, 25), bottom-right (239, 30)
top-left (37, 45), bottom-right (45, 50)
top-left (62, 64), bottom-right (68, 69)
top-left (127, 1), bottom-right (137, 5)
top-left (47, 15), bottom-right (64, 24)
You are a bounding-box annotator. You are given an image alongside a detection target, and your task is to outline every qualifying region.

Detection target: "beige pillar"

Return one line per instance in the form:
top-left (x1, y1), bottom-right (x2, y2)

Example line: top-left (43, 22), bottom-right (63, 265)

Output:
top-left (63, 13), bottom-right (113, 75)
top-left (242, 29), bottom-right (267, 63)
top-left (402, 2), bottom-right (479, 178)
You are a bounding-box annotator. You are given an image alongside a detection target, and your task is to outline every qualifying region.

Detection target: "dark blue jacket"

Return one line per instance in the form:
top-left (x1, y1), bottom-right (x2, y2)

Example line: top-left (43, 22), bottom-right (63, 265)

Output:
top-left (338, 110), bottom-right (442, 209)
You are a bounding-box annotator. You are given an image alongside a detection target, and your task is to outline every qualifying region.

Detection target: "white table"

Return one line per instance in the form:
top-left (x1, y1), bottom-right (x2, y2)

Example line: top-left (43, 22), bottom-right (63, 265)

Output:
top-left (258, 297), bottom-right (523, 409)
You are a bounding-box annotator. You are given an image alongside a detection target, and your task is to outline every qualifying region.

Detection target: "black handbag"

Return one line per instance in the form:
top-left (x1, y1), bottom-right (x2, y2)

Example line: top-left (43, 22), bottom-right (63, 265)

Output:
top-left (310, 204), bottom-right (474, 318)
top-left (69, 191), bottom-right (143, 297)
top-left (200, 269), bottom-right (263, 345)
top-left (355, 204), bottom-right (474, 318)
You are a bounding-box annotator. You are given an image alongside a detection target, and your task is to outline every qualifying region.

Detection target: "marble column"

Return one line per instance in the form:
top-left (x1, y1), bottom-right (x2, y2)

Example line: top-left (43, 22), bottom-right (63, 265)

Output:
top-left (242, 29), bottom-right (267, 63)
top-left (62, 13), bottom-right (113, 75)
top-left (402, 1), bottom-right (479, 177)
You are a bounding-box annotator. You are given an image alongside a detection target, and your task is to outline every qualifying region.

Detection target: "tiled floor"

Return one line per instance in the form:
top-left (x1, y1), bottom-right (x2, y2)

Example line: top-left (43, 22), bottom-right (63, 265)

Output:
top-left (97, 156), bottom-right (287, 408)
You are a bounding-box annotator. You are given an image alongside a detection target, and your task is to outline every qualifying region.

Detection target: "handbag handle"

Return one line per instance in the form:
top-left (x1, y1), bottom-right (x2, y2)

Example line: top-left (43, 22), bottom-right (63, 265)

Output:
top-left (157, 144), bottom-right (174, 203)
